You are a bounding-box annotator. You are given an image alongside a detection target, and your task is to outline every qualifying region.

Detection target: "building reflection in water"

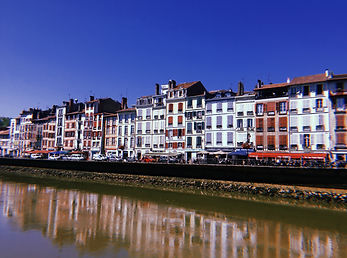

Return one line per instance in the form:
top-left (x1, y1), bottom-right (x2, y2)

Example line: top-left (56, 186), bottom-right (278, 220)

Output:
top-left (0, 181), bottom-right (346, 257)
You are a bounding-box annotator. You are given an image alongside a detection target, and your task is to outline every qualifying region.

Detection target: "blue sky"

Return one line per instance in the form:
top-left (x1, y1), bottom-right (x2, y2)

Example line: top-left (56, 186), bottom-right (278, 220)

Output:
top-left (1, 0), bottom-right (347, 117)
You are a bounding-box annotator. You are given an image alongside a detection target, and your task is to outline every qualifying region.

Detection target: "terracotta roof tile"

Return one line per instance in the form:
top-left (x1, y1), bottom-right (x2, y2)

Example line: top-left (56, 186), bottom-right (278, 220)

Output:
top-left (254, 82), bottom-right (289, 91)
top-left (289, 73), bottom-right (327, 85)
top-left (174, 81), bottom-right (200, 89)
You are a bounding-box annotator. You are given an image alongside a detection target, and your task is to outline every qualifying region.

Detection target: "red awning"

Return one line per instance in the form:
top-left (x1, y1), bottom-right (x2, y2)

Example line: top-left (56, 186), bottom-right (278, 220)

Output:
top-left (25, 150), bottom-right (51, 154)
top-left (248, 152), bottom-right (327, 160)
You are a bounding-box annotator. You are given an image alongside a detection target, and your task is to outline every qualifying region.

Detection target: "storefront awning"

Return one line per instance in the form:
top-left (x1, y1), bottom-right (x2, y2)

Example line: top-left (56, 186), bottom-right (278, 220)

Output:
top-left (248, 152), bottom-right (328, 160)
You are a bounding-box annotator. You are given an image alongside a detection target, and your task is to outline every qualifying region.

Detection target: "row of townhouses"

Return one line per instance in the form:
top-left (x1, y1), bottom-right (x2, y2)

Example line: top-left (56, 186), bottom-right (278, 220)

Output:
top-left (1, 70), bottom-right (346, 162)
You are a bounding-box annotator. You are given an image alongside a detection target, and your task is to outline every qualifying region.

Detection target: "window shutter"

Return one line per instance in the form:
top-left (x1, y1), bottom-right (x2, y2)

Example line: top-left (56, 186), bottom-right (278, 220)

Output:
top-left (182, 129), bottom-right (185, 136)
top-left (300, 134), bottom-right (304, 144)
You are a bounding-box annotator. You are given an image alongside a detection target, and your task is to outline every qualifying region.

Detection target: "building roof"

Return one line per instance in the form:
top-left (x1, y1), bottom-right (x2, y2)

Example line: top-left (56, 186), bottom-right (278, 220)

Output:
top-left (254, 82), bottom-right (289, 91)
top-left (174, 81), bottom-right (200, 89)
top-left (289, 73), bottom-right (327, 85)
top-left (117, 107), bottom-right (136, 113)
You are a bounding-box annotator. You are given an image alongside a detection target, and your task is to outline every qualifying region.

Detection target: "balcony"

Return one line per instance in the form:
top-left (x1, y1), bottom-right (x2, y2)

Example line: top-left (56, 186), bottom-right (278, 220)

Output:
top-left (187, 130), bottom-right (192, 134)
top-left (247, 127), bottom-right (255, 131)
top-left (153, 144), bottom-right (158, 148)
top-left (160, 129), bottom-right (164, 133)
top-left (316, 125), bottom-right (324, 131)
top-left (159, 144), bottom-right (164, 148)
top-left (145, 144), bottom-right (150, 147)
top-left (196, 144), bottom-right (202, 148)
top-left (206, 109), bottom-right (212, 114)
top-left (137, 130), bottom-right (142, 134)
top-left (279, 127), bottom-right (287, 132)
top-left (279, 145), bottom-right (288, 150)
top-left (154, 115), bottom-right (158, 119)
top-left (316, 107), bottom-right (324, 112)
top-left (290, 126), bottom-right (298, 132)
top-left (146, 130), bottom-right (151, 134)
top-left (217, 125), bottom-right (222, 128)
top-left (267, 145), bottom-right (275, 150)
top-left (154, 129), bottom-right (158, 134)
top-left (290, 144), bottom-right (298, 150)
top-left (217, 141), bottom-right (222, 145)
top-left (236, 127), bottom-right (244, 131)
top-left (146, 116), bottom-right (151, 119)
top-left (267, 127), bottom-right (275, 132)
top-left (206, 141), bottom-right (212, 145)
top-left (316, 144), bottom-right (325, 150)
top-left (187, 144), bottom-right (192, 148)
top-left (227, 124), bottom-right (233, 128)
top-left (227, 108), bottom-right (234, 112)
top-left (279, 110), bottom-right (287, 115)
top-left (256, 145), bottom-right (264, 150)
top-left (256, 112), bottom-right (264, 116)
top-left (256, 127), bottom-right (264, 132)
top-left (303, 126), bottom-right (311, 132)
top-left (217, 109), bottom-right (222, 113)
top-left (237, 112), bottom-right (244, 116)
top-left (247, 111), bottom-right (254, 116)
top-left (160, 115), bottom-right (165, 119)
top-left (267, 111), bottom-right (275, 116)
top-left (137, 116), bottom-right (142, 120)
top-left (302, 108), bottom-right (310, 113)
top-left (336, 126), bottom-right (346, 131)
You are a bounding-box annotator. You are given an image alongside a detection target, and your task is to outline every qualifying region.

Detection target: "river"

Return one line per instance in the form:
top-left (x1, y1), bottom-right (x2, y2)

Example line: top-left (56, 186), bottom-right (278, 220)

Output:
top-left (0, 174), bottom-right (346, 257)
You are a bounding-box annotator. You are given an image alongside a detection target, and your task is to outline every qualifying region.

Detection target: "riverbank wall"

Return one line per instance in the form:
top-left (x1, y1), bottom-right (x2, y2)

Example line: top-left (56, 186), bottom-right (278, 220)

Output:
top-left (1, 164), bottom-right (347, 207)
top-left (0, 158), bottom-right (346, 187)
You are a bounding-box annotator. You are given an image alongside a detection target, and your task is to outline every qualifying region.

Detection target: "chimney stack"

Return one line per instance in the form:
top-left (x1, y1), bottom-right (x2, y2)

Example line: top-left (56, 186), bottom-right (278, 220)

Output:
top-left (155, 83), bottom-right (160, 95)
top-left (287, 77), bottom-right (291, 83)
top-left (237, 81), bottom-right (244, 96)
top-left (121, 97), bottom-right (128, 110)
top-left (90, 96), bottom-right (94, 101)
top-left (257, 80), bottom-right (262, 89)
top-left (172, 80), bottom-right (176, 88)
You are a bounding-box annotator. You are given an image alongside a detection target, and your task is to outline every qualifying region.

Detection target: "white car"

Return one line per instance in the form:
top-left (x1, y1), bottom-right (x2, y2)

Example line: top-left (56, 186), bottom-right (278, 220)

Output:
top-left (108, 154), bottom-right (122, 162)
top-left (48, 154), bottom-right (62, 160)
top-left (93, 154), bottom-right (108, 161)
top-left (69, 154), bottom-right (85, 160)
top-left (30, 153), bottom-right (43, 159)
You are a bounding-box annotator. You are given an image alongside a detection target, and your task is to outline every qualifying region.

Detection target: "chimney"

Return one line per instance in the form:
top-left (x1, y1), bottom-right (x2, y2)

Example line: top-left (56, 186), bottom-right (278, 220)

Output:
top-left (257, 80), bottom-right (262, 88)
top-left (168, 80), bottom-right (172, 89)
top-left (121, 97), bottom-right (128, 110)
top-left (172, 80), bottom-right (176, 88)
top-left (237, 81), bottom-right (244, 96)
top-left (287, 77), bottom-right (291, 83)
top-left (90, 96), bottom-right (94, 101)
top-left (155, 83), bottom-right (160, 95)
top-left (69, 99), bottom-right (73, 107)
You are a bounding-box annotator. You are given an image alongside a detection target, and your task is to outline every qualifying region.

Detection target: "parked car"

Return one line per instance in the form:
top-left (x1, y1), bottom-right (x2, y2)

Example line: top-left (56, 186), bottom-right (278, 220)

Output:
top-left (93, 154), bottom-right (108, 161)
top-left (69, 154), bottom-right (85, 160)
top-left (108, 154), bottom-right (123, 162)
top-left (142, 156), bottom-right (156, 163)
top-left (158, 156), bottom-right (169, 163)
top-left (48, 154), bottom-right (63, 160)
top-left (126, 156), bottom-right (137, 162)
top-left (30, 153), bottom-right (43, 159)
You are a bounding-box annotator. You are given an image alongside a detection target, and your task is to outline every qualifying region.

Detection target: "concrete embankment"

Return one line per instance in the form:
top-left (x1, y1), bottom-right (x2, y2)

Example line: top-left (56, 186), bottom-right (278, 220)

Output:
top-left (0, 165), bottom-right (347, 207)
top-left (0, 158), bottom-right (346, 187)
top-left (1, 157), bottom-right (347, 206)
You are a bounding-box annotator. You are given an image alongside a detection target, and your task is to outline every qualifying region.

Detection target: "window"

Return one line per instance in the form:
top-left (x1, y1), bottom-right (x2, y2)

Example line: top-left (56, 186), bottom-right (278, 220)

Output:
top-left (206, 133), bottom-right (212, 144)
top-left (118, 126), bottom-right (122, 135)
top-left (279, 102), bottom-right (286, 114)
top-left (187, 123), bottom-right (192, 134)
top-left (237, 119), bottom-right (243, 129)
top-left (336, 82), bottom-right (344, 91)
top-left (178, 103), bottom-right (183, 112)
top-left (216, 132), bottom-right (222, 144)
top-left (178, 116), bottom-right (183, 125)
top-left (303, 100), bottom-right (311, 113)
top-left (267, 135), bottom-right (275, 150)
top-left (206, 117), bottom-right (212, 128)
top-left (227, 115), bottom-right (233, 128)
top-left (197, 98), bottom-right (202, 107)
top-left (227, 132), bottom-right (233, 144)
top-left (279, 117), bottom-right (287, 131)
top-left (187, 137), bottom-right (192, 147)
top-left (196, 137), bottom-right (202, 147)
top-left (206, 103), bottom-right (212, 113)
top-left (247, 119), bottom-right (253, 128)
top-left (168, 116), bottom-right (173, 126)
top-left (124, 126), bottom-right (128, 135)
top-left (146, 122), bottom-right (150, 133)
top-left (336, 97), bottom-right (345, 110)
top-left (227, 101), bottom-right (233, 111)
top-left (256, 118), bottom-right (263, 132)
top-left (146, 109), bottom-right (151, 119)
top-left (187, 99), bottom-right (192, 108)
top-left (267, 118), bottom-right (275, 132)
top-left (137, 123), bottom-right (142, 134)
top-left (216, 116), bottom-right (222, 128)
top-left (256, 104), bottom-right (263, 115)
top-left (303, 85), bottom-right (310, 96)
top-left (168, 104), bottom-right (173, 113)
top-left (316, 99), bottom-right (323, 109)
top-left (137, 110), bottom-right (142, 119)
top-left (316, 84), bottom-right (323, 95)
top-left (303, 134), bottom-right (310, 148)
top-left (217, 103), bottom-right (222, 112)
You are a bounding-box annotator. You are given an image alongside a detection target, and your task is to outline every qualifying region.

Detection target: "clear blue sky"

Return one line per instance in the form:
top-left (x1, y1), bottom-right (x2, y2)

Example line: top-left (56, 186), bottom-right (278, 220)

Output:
top-left (1, 0), bottom-right (347, 117)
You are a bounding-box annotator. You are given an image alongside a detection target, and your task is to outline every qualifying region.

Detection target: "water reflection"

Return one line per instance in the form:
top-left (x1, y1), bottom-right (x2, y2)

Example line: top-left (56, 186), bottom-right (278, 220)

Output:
top-left (1, 180), bottom-right (347, 257)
